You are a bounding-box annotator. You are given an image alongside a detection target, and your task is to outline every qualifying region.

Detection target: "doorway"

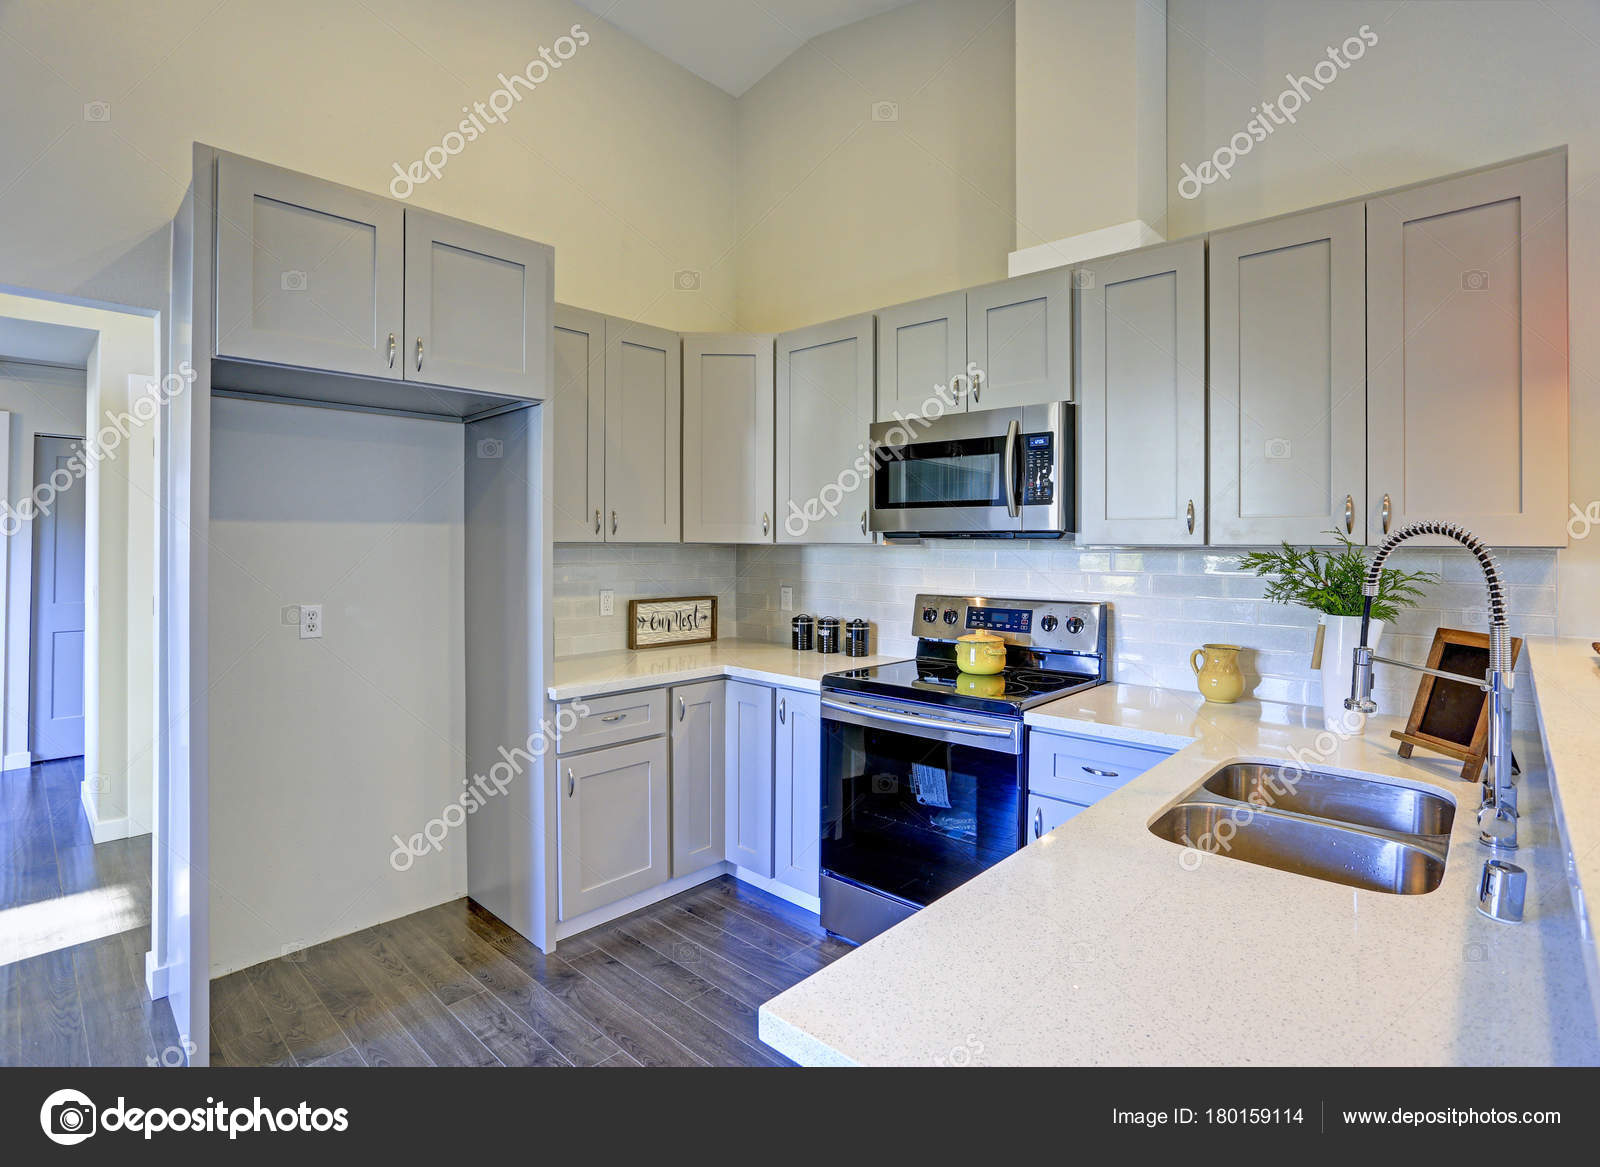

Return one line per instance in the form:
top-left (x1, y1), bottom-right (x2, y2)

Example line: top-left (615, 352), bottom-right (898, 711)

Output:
top-left (29, 434), bottom-right (87, 762)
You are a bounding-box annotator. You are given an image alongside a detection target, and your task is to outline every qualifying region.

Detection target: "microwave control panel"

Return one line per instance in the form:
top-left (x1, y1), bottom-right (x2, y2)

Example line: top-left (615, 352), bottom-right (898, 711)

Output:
top-left (1020, 433), bottom-right (1054, 504)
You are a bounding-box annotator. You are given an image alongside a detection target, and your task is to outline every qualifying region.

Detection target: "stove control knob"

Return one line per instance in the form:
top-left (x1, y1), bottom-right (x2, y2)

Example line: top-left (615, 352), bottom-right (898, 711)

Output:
top-left (1065, 616), bottom-right (1085, 635)
top-left (1039, 615), bottom-right (1059, 633)
top-left (921, 606), bottom-right (938, 624)
top-left (943, 608), bottom-right (959, 625)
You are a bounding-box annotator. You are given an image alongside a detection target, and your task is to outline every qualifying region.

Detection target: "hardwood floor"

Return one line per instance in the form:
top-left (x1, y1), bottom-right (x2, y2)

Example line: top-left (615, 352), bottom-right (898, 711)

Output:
top-left (211, 876), bottom-right (852, 1067)
top-left (0, 758), bottom-right (181, 1066)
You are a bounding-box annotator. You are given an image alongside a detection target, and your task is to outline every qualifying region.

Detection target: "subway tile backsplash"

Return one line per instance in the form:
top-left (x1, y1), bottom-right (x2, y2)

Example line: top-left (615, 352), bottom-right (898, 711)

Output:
top-left (556, 541), bottom-right (1557, 715)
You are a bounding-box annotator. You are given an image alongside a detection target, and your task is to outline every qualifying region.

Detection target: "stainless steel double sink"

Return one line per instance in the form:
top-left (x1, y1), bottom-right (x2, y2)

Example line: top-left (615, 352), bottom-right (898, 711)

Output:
top-left (1149, 762), bottom-right (1455, 895)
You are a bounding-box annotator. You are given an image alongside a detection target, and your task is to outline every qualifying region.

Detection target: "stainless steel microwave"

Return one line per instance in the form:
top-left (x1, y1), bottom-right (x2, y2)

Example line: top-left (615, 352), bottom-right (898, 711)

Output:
top-left (868, 402), bottom-right (1074, 538)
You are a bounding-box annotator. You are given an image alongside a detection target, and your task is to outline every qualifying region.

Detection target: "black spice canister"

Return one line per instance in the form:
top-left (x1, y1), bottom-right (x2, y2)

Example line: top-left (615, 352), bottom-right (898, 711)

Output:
top-left (845, 619), bottom-right (870, 657)
top-left (816, 617), bottom-right (841, 654)
top-left (791, 613), bottom-right (815, 651)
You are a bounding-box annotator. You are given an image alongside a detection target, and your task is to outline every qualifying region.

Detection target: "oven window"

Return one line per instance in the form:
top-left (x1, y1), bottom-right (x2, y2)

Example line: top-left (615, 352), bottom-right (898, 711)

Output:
top-left (875, 438), bottom-right (1008, 509)
top-left (820, 720), bottom-right (1022, 907)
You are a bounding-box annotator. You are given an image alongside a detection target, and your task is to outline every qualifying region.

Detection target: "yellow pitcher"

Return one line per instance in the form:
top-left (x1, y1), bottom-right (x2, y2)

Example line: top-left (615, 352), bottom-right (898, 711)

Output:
top-left (1190, 644), bottom-right (1244, 704)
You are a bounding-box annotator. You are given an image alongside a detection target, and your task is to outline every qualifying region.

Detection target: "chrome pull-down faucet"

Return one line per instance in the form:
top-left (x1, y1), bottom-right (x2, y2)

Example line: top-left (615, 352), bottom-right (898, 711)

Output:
top-left (1344, 521), bottom-right (1518, 852)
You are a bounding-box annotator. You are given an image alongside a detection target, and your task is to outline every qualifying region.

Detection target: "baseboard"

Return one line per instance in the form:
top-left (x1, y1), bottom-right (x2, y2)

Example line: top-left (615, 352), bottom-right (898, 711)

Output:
top-left (731, 867), bottom-right (821, 915)
top-left (145, 950), bottom-right (170, 1000)
top-left (3, 750), bottom-right (31, 771)
top-left (80, 782), bottom-right (130, 843)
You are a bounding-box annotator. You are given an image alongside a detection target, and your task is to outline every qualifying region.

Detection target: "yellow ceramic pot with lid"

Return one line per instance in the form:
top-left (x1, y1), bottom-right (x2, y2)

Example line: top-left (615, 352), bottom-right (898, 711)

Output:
top-left (955, 630), bottom-right (1007, 674)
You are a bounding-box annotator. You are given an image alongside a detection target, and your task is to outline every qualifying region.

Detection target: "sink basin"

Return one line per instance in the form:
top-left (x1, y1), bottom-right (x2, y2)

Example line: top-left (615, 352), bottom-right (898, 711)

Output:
top-left (1201, 763), bottom-right (1455, 837)
top-left (1149, 801), bottom-right (1448, 895)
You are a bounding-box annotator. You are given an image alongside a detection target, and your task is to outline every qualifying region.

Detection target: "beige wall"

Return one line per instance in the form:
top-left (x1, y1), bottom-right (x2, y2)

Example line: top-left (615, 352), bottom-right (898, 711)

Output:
top-left (1166, 0), bottom-right (1599, 638)
top-left (0, 0), bottom-right (738, 331)
top-left (734, 0), bottom-right (1016, 333)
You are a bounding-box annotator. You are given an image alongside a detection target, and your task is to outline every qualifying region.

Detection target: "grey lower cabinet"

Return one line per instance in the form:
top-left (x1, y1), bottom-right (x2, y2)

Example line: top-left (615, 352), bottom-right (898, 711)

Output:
top-left (670, 681), bottom-right (726, 878)
top-left (683, 334), bottom-right (776, 543)
top-left (772, 689), bottom-right (823, 897)
top-left (556, 736), bottom-right (671, 920)
top-left (724, 680), bottom-right (776, 876)
top-left (1207, 203), bottom-right (1367, 545)
top-left (1026, 794), bottom-right (1087, 843)
top-left (1075, 238), bottom-right (1208, 545)
top-left (1026, 730), bottom-right (1174, 843)
top-left (1366, 150), bottom-right (1569, 547)
top-left (776, 313), bottom-right (875, 544)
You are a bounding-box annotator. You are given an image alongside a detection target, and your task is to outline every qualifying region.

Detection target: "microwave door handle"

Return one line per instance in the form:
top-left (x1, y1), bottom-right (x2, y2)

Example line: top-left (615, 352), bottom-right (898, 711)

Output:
top-left (1004, 418), bottom-right (1021, 519)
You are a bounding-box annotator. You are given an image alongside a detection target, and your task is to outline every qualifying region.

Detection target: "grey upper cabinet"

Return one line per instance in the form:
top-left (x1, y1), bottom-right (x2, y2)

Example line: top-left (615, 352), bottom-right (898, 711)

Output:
top-left (772, 688), bottom-right (823, 898)
top-left (683, 334), bottom-right (776, 543)
top-left (1367, 151), bottom-right (1569, 547)
top-left (552, 306), bottom-right (606, 542)
top-left (724, 680), bottom-right (774, 877)
top-left (1208, 203), bottom-right (1367, 545)
top-left (776, 313), bottom-right (875, 544)
top-left (966, 269), bottom-right (1072, 410)
top-left (875, 291), bottom-right (966, 420)
top-left (215, 151), bottom-right (404, 379)
top-left (670, 681), bottom-right (726, 879)
top-left (1075, 239), bottom-right (1208, 545)
top-left (403, 208), bottom-right (552, 399)
top-left (556, 737), bottom-right (670, 920)
top-left (605, 318), bottom-right (682, 543)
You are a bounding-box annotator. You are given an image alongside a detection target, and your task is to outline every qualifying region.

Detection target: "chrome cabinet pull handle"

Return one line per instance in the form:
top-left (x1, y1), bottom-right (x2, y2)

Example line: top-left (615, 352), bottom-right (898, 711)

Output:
top-left (387, 332), bottom-right (397, 368)
top-left (1186, 499), bottom-right (1196, 535)
top-left (1344, 494), bottom-right (1355, 534)
top-left (1381, 493), bottom-right (1392, 535)
top-left (677, 696), bottom-right (686, 722)
top-left (762, 512), bottom-right (770, 537)
top-left (567, 768), bottom-right (575, 797)
top-left (594, 508), bottom-right (601, 535)
top-left (1082, 765), bottom-right (1118, 779)
top-left (599, 713), bottom-right (625, 723)
top-left (778, 697), bottom-right (786, 724)
top-left (611, 510), bottom-right (618, 535)
top-left (860, 511), bottom-right (868, 537)
top-left (415, 336), bottom-right (424, 372)
top-left (1034, 807), bottom-right (1044, 839)
top-left (971, 369), bottom-right (982, 403)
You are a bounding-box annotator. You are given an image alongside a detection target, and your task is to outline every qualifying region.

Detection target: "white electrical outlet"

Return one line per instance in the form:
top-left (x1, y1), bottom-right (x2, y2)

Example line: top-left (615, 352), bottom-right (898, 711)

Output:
top-left (599, 589), bottom-right (615, 617)
top-left (780, 585), bottom-right (794, 609)
top-left (299, 604), bottom-right (323, 639)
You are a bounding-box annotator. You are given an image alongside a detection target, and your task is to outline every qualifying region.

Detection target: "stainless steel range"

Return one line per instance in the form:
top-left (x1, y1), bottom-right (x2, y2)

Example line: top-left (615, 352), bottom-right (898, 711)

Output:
top-left (818, 594), bottom-right (1108, 945)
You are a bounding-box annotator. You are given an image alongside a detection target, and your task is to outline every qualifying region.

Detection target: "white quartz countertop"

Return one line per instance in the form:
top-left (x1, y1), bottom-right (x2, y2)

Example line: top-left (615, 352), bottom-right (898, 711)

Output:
top-left (548, 638), bottom-right (903, 702)
top-left (759, 672), bottom-right (1600, 1067)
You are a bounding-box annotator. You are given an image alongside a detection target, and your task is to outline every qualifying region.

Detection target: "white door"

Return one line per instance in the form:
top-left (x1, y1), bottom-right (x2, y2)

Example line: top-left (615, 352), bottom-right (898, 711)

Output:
top-left (1209, 203), bottom-right (1367, 545)
top-left (670, 681), bottom-right (726, 878)
top-left (552, 306), bottom-right (606, 542)
top-left (403, 208), bottom-right (552, 399)
top-left (683, 334), bottom-right (776, 543)
top-left (772, 689), bottom-right (823, 897)
top-left (604, 319), bottom-right (681, 543)
top-left (966, 270), bottom-right (1072, 410)
top-left (1367, 151), bottom-right (1568, 546)
top-left (875, 291), bottom-right (967, 420)
top-left (29, 435), bottom-right (87, 761)
top-left (724, 680), bottom-right (774, 877)
top-left (1075, 239), bottom-right (1208, 545)
top-left (214, 151), bottom-right (404, 378)
top-left (557, 738), bottom-right (670, 919)
top-left (776, 313), bottom-right (875, 543)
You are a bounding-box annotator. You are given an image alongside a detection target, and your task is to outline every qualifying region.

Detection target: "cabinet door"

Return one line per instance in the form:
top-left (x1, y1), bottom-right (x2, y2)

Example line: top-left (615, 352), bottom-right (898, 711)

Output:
top-left (1367, 152), bottom-right (1568, 546)
top-left (552, 306), bottom-right (606, 542)
top-left (670, 681), bottom-right (726, 878)
top-left (724, 680), bottom-right (774, 877)
top-left (403, 208), bottom-right (552, 399)
top-left (776, 314), bottom-right (875, 544)
top-left (683, 334), bottom-right (776, 543)
top-left (966, 270), bottom-right (1072, 409)
top-left (1026, 794), bottom-right (1087, 844)
top-left (1209, 204), bottom-right (1366, 545)
top-left (1076, 239), bottom-right (1207, 545)
top-left (875, 291), bottom-right (967, 420)
top-left (557, 738), bottom-right (670, 920)
top-left (772, 689), bottom-right (823, 897)
top-left (604, 319), bottom-right (681, 543)
top-left (214, 152), bottom-right (404, 378)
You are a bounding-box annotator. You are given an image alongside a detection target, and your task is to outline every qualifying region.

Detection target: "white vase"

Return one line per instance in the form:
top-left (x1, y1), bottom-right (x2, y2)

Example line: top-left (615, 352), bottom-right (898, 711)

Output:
top-left (1319, 614), bottom-right (1384, 732)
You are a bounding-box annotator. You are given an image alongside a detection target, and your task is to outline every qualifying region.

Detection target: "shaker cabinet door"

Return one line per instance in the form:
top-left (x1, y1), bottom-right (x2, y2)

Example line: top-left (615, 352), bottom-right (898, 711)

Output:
top-left (772, 689), bottom-right (823, 898)
top-left (604, 319), bottom-right (682, 543)
top-left (875, 292), bottom-right (967, 420)
top-left (776, 314), bottom-right (875, 544)
top-left (557, 738), bottom-right (671, 920)
top-left (214, 152), bottom-right (404, 379)
top-left (670, 681), bottom-right (726, 878)
top-left (1208, 203), bottom-right (1367, 545)
top-left (724, 681), bottom-right (775, 877)
top-left (552, 306), bottom-right (606, 543)
top-left (683, 334), bottom-right (776, 544)
top-left (965, 270), bottom-right (1072, 410)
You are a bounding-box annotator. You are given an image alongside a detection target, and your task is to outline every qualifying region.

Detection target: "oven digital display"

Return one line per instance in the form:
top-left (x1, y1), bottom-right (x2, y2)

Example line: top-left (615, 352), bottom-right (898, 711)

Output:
top-left (966, 606), bottom-right (1031, 633)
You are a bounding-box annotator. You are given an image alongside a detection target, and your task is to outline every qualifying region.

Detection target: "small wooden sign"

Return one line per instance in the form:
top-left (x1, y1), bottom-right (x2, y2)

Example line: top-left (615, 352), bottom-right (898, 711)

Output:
top-left (1391, 627), bottom-right (1522, 780)
top-left (628, 596), bottom-right (717, 649)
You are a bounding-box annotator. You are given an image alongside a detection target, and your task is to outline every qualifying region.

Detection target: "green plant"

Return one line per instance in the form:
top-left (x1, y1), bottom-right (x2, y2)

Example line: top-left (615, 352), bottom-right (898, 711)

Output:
top-left (1236, 532), bottom-right (1439, 624)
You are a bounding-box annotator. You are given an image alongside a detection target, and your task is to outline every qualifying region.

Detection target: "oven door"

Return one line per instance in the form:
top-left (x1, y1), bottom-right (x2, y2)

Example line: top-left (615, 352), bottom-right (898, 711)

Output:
top-left (869, 407), bottom-right (1023, 536)
top-left (819, 693), bottom-right (1024, 922)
